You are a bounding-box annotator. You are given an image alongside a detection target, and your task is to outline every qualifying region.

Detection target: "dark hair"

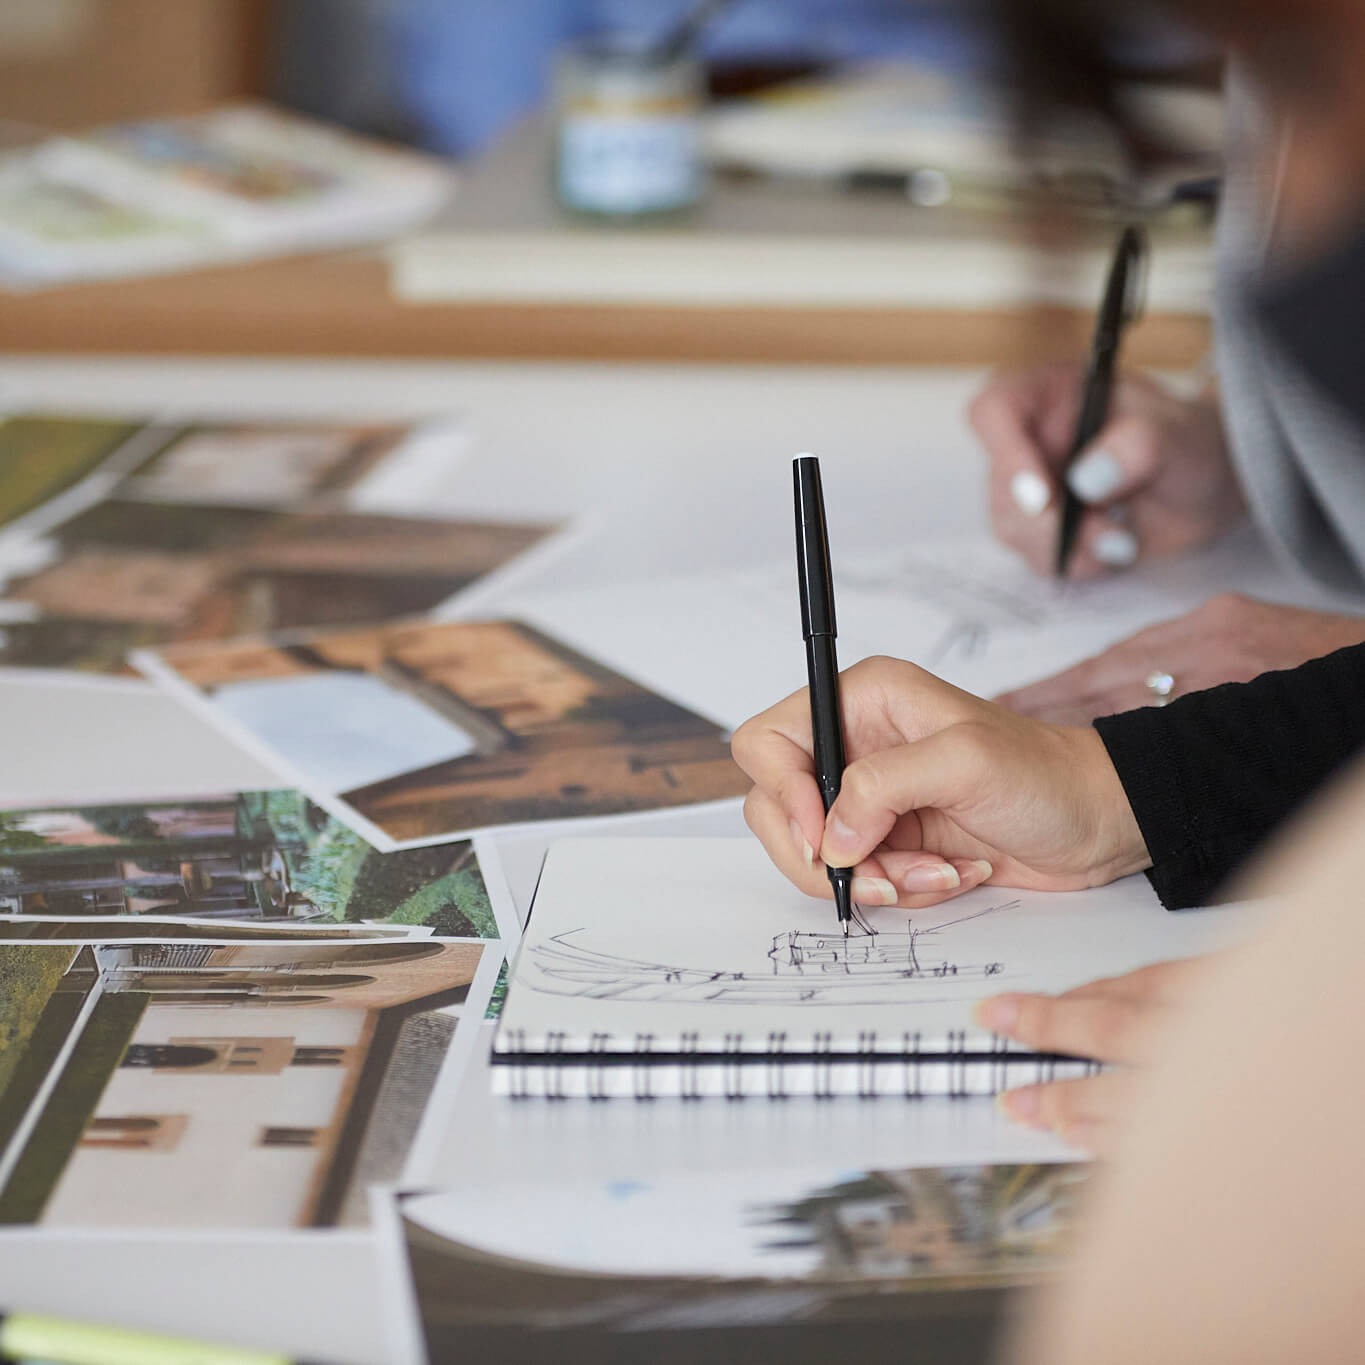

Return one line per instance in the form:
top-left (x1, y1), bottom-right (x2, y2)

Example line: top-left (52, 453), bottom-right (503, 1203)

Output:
top-left (988, 0), bottom-right (1341, 162)
top-left (987, 0), bottom-right (1215, 173)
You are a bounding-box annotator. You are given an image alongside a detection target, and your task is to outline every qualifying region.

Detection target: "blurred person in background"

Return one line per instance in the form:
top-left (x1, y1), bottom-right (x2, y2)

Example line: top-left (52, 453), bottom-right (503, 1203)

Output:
top-left (276, 0), bottom-right (984, 158)
top-left (973, 0), bottom-right (1365, 722)
top-left (736, 0), bottom-right (1365, 1153)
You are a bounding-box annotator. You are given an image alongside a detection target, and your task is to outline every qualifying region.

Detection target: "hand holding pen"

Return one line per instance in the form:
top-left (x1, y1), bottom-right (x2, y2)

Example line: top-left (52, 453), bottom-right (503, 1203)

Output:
top-left (1054, 225), bottom-right (1148, 578)
top-left (730, 456), bottom-right (995, 921)
top-left (974, 229), bottom-right (1243, 580)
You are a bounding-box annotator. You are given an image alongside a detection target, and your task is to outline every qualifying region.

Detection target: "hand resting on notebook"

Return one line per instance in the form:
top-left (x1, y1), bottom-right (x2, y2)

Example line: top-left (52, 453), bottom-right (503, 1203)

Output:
top-left (973, 955), bottom-right (1220, 1153)
top-left (731, 654), bottom-right (1150, 910)
top-left (970, 364), bottom-right (1242, 581)
top-left (995, 594), bottom-right (1365, 724)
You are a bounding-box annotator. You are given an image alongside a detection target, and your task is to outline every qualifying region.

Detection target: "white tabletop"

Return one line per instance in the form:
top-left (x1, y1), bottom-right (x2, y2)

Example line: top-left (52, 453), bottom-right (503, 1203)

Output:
top-left (0, 356), bottom-right (1050, 1365)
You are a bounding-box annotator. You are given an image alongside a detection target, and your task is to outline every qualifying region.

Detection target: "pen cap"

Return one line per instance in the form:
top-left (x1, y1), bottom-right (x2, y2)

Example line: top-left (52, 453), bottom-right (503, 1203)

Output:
top-left (794, 455), bottom-right (837, 638)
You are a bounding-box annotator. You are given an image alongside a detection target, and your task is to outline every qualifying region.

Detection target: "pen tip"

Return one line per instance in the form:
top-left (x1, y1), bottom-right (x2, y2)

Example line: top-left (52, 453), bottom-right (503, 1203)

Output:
top-left (831, 869), bottom-right (853, 928)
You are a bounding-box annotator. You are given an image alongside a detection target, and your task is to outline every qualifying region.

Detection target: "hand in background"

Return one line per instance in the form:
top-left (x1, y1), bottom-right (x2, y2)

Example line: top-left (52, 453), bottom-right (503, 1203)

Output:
top-left (975, 955), bottom-right (1219, 1154)
top-left (996, 594), bottom-right (1365, 724)
top-left (970, 365), bottom-right (1245, 580)
top-left (730, 656), bottom-right (1149, 911)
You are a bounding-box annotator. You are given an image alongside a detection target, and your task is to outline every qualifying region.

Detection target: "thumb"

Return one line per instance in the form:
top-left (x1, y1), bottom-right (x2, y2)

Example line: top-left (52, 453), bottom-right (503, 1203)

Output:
top-left (820, 722), bottom-right (996, 869)
top-left (1064, 414), bottom-right (1162, 507)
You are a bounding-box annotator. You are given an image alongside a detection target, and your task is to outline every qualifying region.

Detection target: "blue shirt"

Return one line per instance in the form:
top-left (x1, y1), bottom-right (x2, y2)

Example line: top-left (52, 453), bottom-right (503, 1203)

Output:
top-left (387, 0), bottom-right (983, 156)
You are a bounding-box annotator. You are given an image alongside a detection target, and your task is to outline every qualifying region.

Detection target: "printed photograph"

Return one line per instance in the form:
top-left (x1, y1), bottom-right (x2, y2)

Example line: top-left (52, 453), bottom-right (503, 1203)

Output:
top-left (92, 118), bottom-right (342, 204)
top-left (149, 618), bottom-right (750, 846)
top-left (0, 415), bottom-right (141, 530)
top-left (399, 1163), bottom-right (1086, 1355)
top-left (404, 1162), bottom-right (1086, 1287)
top-left (0, 916), bottom-right (424, 944)
top-left (0, 500), bottom-right (554, 673)
top-left (0, 935), bottom-right (484, 1230)
top-left (114, 419), bottom-right (446, 508)
top-left (0, 791), bottom-right (498, 937)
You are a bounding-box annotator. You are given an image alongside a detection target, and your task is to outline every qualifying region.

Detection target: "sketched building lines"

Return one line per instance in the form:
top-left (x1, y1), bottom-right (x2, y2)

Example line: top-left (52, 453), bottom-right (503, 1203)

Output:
top-left (519, 902), bottom-right (1016, 1007)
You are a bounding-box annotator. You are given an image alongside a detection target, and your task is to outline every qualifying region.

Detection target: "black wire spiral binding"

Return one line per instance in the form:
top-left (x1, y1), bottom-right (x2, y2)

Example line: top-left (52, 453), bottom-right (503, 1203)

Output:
top-left (547, 1031), bottom-right (567, 1101)
top-left (766, 1031), bottom-right (787, 1101)
top-left (589, 1032), bottom-right (610, 1102)
top-left (723, 1032), bottom-right (745, 1101)
top-left (680, 1030), bottom-right (700, 1102)
top-left (498, 1028), bottom-right (1094, 1099)
top-left (856, 1030), bottom-right (878, 1100)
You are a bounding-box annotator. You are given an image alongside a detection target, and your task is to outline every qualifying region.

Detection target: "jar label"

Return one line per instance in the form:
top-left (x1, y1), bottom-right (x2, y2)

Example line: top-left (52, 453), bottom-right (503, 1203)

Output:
top-left (558, 115), bottom-right (700, 215)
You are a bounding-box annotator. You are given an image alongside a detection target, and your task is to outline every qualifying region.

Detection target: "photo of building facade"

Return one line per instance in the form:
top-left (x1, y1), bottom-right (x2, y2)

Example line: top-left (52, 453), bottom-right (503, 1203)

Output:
top-left (753, 1165), bottom-right (1087, 1281)
top-left (0, 790), bottom-right (498, 937)
top-left (0, 935), bottom-right (485, 1229)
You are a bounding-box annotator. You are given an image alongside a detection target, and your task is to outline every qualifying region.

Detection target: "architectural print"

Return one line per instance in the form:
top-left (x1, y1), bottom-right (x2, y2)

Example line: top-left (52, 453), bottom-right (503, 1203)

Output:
top-left (0, 935), bottom-right (484, 1229)
top-left (0, 497), bottom-right (553, 673)
top-left (152, 619), bottom-right (748, 844)
top-left (752, 1164), bottom-right (1087, 1280)
top-left (0, 790), bottom-right (497, 936)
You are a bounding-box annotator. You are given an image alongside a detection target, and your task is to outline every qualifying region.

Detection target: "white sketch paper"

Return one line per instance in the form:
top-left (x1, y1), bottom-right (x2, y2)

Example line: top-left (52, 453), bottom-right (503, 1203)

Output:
top-left (497, 837), bottom-right (1256, 1054)
top-left (740, 528), bottom-right (1365, 699)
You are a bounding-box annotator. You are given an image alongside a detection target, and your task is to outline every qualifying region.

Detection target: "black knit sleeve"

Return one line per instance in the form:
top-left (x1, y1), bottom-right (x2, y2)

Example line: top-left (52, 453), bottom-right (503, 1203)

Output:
top-left (1093, 643), bottom-right (1365, 909)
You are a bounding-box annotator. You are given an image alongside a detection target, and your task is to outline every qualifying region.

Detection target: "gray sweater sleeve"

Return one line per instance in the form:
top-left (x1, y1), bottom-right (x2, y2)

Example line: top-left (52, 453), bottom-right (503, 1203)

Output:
top-left (1213, 68), bottom-right (1365, 595)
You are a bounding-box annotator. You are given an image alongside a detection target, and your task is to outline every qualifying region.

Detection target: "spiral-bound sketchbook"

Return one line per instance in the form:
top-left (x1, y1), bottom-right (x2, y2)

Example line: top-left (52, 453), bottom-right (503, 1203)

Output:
top-left (492, 838), bottom-right (1249, 1099)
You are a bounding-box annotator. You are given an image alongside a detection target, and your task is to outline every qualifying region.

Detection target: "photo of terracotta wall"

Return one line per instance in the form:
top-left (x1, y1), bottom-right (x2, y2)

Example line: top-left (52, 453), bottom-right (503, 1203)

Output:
top-left (153, 618), bottom-right (749, 844)
top-left (0, 497), bottom-right (553, 673)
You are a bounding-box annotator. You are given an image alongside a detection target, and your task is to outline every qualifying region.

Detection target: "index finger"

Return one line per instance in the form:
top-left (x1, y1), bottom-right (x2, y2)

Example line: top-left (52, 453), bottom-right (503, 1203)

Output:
top-left (969, 366), bottom-right (1079, 478)
top-left (731, 686), bottom-right (828, 855)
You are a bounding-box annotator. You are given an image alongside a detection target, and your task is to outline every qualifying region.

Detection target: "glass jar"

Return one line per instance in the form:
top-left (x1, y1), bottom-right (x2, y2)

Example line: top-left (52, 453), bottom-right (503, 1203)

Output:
top-left (553, 36), bottom-right (705, 219)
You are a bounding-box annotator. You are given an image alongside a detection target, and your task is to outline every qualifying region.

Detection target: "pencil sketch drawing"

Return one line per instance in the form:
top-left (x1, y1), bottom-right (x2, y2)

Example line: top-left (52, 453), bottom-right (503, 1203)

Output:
top-left (519, 901), bottom-right (1017, 1007)
top-left (840, 552), bottom-right (1060, 671)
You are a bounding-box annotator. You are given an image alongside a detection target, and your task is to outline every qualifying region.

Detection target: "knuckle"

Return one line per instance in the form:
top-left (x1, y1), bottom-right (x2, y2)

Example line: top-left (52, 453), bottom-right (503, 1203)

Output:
top-left (839, 758), bottom-right (885, 811)
top-left (729, 717), bottom-right (761, 771)
top-left (1038, 1083), bottom-right (1084, 1130)
top-left (741, 786), bottom-right (764, 833)
top-left (847, 654), bottom-right (902, 694)
top-left (1086, 1001), bottom-right (1134, 1059)
top-left (772, 771), bottom-right (812, 823)
top-left (1129, 423), bottom-right (1160, 465)
top-left (1202, 591), bottom-right (1252, 622)
top-left (1015, 996), bottom-right (1061, 1052)
top-left (966, 388), bottom-right (999, 436)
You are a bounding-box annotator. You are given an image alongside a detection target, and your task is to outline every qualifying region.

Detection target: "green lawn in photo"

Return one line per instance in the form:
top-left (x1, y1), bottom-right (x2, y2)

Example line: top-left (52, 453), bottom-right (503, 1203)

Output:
top-left (239, 791), bottom-right (497, 937)
top-left (0, 416), bottom-right (141, 528)
top-left (0, 990), bottom-right (147, 1225)
top-left (0, 945), bottom-right (77, 1100)
top-left (0, 945), bottom-right (84, 1162)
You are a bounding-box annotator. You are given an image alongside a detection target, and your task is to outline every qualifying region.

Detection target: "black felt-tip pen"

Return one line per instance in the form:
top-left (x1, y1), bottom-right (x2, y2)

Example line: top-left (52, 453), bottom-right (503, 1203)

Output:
top-left (1055, 224), bottom-right (1147, 578)
top-left (793, 454), bottom-right (854, 935)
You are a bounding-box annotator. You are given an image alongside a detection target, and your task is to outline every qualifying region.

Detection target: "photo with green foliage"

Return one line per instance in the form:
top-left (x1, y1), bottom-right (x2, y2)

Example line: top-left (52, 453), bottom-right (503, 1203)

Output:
top-left (0, 790), bottom-right (496, 938)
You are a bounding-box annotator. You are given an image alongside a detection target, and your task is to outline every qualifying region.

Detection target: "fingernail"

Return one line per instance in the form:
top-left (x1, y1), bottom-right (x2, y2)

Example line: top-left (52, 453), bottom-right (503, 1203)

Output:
top-left (1009, 470), bottom-right (1052, 517)
top-left (851, 876), bottom-right (899, 906)
top-left (1093, 528), bottom-right (1139, 567)
top-left (969, 859), bottom-right (993, 880)
top-left (974, 995), bottom-right (1018, 1034)
top-left (1066, 449), bottom-right (1122, 503)
top-left (822, 813), bottom-right (860, 865)
top-left (790, 819), bottom-right (814, 868)
top-left (999, 1086), bottom-right (1041, 1125)
top-left (899, 862), bottom-right (960, 893)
